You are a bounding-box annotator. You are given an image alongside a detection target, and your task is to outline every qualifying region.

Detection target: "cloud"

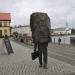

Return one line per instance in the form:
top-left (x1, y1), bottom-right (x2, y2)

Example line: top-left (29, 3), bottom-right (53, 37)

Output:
top-left (0, 0), bottom-right (75, 28)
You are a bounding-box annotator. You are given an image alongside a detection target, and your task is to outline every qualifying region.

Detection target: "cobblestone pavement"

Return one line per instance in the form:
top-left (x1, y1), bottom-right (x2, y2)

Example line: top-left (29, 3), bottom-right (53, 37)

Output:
top-left (0, 39), bottom-right (75, 75)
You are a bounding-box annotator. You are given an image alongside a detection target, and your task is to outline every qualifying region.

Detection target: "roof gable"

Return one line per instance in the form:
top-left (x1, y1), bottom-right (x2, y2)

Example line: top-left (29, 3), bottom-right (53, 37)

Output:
top-left (0, 13), bottom-right (11, 21)
top-left (54, 27), bottom-right (66, 31)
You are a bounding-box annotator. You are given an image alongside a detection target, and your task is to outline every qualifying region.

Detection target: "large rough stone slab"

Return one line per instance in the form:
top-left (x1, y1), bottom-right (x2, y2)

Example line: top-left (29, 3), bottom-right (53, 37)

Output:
top-left (30, 12), bottom-right (51, 43)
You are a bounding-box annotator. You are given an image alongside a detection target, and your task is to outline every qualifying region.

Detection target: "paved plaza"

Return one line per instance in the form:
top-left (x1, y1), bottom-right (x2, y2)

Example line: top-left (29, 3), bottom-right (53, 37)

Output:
top-left (0, 39), bottom-right (75, 75)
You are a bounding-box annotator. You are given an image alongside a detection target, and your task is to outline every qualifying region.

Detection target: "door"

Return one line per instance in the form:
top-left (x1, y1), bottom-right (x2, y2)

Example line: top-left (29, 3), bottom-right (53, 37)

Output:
top-left (0, 30), bottom-right (2, 37)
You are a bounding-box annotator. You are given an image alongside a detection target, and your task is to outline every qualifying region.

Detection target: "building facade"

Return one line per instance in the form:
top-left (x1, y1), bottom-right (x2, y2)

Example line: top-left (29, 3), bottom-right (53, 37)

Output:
top-left (51, 27), bottom-right (75, 45)
top-left (11, 25), bottom-right (32, 36)
top-left (0, 13), bottom-right (11, 37)
top-left (51, 35), bottom-right (75, 45)
top-left (52, 27), bottom-right (72, 35)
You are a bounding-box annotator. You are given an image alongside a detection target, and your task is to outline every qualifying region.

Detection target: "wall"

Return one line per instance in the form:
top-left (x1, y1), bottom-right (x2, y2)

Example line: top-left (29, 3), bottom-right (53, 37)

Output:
top-left (51, 35), bottom-right (75, 45)
top-left (11, 26), bottom-right (32, 36)
top-left (0, 21), bottom-right (10, 36)
top-left (0, 27), bottom-right (10, 36)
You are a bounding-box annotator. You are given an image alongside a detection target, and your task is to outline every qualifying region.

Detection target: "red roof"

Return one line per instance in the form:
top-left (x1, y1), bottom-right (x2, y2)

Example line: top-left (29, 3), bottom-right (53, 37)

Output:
top-left (0, 13), bottom-right (11, 21)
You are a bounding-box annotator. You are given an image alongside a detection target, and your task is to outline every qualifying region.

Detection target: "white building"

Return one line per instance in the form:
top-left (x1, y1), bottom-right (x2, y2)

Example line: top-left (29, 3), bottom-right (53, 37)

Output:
top-left (11, 25), bottom-right (32, 36)
top-left (51, 35), bottom-right (75, 45)
top-left (51, 27), bottom-right (75, 45)
top-left (52, 27), bottom-right (72, 35)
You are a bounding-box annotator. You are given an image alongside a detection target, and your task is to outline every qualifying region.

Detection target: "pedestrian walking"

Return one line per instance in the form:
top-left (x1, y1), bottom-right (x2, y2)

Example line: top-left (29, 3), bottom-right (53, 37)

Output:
top-left (30, 12), bottom-right (51, 69)
top-left (58, 37), bottom-right (61, 45)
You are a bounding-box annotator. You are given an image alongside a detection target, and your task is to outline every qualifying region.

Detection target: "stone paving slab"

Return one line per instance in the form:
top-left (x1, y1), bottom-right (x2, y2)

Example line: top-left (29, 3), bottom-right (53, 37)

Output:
top-left (0, 40), bottom-right (75, 75)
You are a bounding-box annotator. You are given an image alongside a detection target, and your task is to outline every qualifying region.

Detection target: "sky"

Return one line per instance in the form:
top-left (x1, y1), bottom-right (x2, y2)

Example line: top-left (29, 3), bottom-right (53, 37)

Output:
top-left (0, 0), bottom-right (75, 28)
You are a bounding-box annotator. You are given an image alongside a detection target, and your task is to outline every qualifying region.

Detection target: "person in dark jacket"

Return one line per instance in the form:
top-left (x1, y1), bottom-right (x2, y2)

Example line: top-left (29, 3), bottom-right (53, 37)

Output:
top-left (30, 12), bottom-right (51, 69)
top-left (34, 43), bottom-right (38, 51)
top-left (58, 37), bottom-right (61, 45)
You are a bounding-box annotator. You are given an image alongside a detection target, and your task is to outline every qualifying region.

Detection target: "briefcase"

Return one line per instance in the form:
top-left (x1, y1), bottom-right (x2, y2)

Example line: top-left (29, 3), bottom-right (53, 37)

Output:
top-left (31, 51), bottom-right (39, 60)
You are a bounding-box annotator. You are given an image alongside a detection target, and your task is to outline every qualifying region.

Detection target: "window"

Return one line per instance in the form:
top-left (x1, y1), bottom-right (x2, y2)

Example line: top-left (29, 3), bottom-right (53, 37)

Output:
top-left (4, 21), bottom-right (7, 26)
top-left (0, 30), bottom-right (2, 37)
top-left (4, 30), bottom-right (7, 35)
top-left (0, 22), bottom-right (2, 27)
